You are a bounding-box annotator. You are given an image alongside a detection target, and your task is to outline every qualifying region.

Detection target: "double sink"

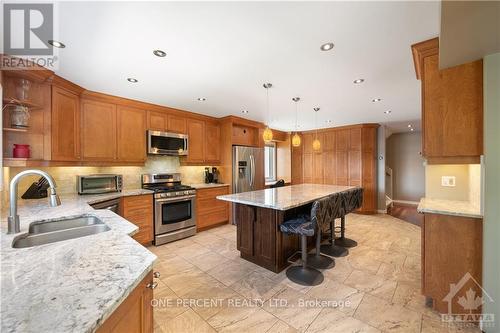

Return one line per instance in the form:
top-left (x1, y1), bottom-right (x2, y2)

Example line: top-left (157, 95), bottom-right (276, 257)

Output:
top-left (12, 215), bottom-right (110, 248)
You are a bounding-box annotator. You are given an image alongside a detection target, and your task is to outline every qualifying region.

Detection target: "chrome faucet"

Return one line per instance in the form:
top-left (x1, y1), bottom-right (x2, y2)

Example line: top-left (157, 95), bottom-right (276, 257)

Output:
top-left (8, 170), bottom-right (61, 234)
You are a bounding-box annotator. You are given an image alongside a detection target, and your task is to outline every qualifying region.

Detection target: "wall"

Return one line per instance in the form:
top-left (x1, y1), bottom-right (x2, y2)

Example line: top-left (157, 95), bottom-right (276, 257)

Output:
top-left (376, 126), bottom-right (387, 211)
top-left (482, 52), bottom-right (500, 332)
top-left (424, 164), bottom-right (471, 201)
top-left (276, 135), bottom-right (291, 183)
top-left (386, 132), bottom-right (425, 202)
top-left (1, 156), bottom-right (209, 203)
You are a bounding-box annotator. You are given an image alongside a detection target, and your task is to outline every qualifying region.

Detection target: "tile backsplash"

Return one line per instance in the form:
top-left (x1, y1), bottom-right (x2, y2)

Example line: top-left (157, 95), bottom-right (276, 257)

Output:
top-left (1, 156), bottom-right (216, 203)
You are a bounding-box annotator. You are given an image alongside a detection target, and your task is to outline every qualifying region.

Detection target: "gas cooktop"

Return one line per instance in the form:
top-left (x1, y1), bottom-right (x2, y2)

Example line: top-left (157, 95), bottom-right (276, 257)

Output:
top-left (141, 173), bottom-right (195, 198)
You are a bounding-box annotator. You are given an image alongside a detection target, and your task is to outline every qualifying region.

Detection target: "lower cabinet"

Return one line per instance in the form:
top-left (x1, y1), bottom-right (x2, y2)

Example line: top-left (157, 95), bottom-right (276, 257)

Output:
top-left (422, 213), bottom-right (482, 316)
top-left (120, 194), bottom-right (154, 245)
top-left (196, 186), bottom-right (230, 231)
top-left (96, 270), bottom-right (153, 333)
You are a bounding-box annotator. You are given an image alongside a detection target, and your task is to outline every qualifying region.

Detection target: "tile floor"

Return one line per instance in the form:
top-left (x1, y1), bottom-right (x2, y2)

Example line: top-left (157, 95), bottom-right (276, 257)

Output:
top-left (148, 214), bottom-right (481, 333)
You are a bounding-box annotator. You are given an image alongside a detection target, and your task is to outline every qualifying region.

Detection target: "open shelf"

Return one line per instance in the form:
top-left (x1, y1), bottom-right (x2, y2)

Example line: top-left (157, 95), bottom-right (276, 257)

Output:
top-left (3, 127), bottom-right (29, 133)
top-left (2, 97), bottom-right (42, 110)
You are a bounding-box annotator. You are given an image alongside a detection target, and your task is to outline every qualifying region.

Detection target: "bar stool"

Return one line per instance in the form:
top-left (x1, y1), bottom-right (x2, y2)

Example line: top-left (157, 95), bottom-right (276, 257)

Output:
top-left (307, 197), bottom-right (336, 270)
top-left (270, 179), bottom-right (285, 188)
top-left (280, 217), bottom-right (324, 286)
top-left (334, 188), bottom-right (364, 248)
top-left (320, 193), bottom-right (349, 257)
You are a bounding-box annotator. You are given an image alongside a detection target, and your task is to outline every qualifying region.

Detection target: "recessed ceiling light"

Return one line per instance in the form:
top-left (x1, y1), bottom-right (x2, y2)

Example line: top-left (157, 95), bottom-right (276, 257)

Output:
top-left (48, 40), bottom-right (65, 48)
top-left (353, 79), bottom-right (364, 84)
top-left (320, 42), bottom-right (334, 51)
top-left (384, 110), bottom-right (392, 114)
top-left (241, 110), bottom-right (248, 114)
top-left (410, 128), bottom-right (414, 131)
top-left (372, 98), bottom-right (382, 102)
top-left (127, 78), bottom-right (138, 83)
top-left (326, 120), bottom-right (333, 124)
top-left (407, 124), bottom-right (412, 128)
top-left (197, 97), bottom-right (206, 101)
top-left (153, 49), bottom-right (166, 57)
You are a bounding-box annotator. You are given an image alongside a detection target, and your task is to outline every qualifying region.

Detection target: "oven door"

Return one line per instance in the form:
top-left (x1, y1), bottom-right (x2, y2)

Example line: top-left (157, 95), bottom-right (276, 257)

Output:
top-left (147, 130), bottom-right (188, 156)
top-left (155, 195), bottom-right (196, 234)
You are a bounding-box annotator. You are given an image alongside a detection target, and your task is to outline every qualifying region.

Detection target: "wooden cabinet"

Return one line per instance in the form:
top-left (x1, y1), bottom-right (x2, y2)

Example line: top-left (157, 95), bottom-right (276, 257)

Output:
top-left (412, 38), bottom-right (483, 164)
top-left (185, 119), bottom-right (205, 163)
top-left (167, 114), bottom-right (187, 134)
top-left (422, 213), bottom-right (482, 316)
top-left (232, 125), bottom-right (258, 146)
top-left (312, 152), bottom-right (324, 184)
top-left (120, 194), bottom-right (154, 245)
top-left (291, 143), bottom-right (303, 184)
top-left (96, 270), bottom-right (153, 333)
top-left (81, 100), bottom-right (117, 161)
top-left (147, 111), bottom-right (167, 131)
top-left (323, 151), bottom-right (336, 185)
top-left (204, 122), bottom-right (221, 164)
top-left (117, 106), bottom-right (146, 163)
top-left (302, 153), bottom-right (313, 183)
top-left (51, 86), bottom-right (80, 161)
top-left (196, 186), bottom-right (229, 231)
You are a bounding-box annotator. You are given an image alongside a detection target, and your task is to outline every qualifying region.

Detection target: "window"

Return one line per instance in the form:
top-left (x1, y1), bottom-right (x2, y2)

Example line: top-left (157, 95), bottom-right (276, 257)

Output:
top-left (264, 143), bottom-right (277, 182)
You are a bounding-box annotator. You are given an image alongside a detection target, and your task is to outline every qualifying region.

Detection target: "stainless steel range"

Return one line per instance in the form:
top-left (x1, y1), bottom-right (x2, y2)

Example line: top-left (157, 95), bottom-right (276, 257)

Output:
top-left (141, 173), bottom-right (196, 245)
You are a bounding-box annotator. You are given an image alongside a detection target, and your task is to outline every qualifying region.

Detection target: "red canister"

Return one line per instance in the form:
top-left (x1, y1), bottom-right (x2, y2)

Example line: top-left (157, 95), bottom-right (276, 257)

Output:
top-left (13, 144), bottom-right (30, 158)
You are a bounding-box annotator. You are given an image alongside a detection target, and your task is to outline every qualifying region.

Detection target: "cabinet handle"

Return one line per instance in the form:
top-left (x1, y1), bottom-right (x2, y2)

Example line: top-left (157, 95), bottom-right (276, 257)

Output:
top-left (146, 282), bottom-right (158, 289)
top-left (153, 271), bottom-right (161, 278)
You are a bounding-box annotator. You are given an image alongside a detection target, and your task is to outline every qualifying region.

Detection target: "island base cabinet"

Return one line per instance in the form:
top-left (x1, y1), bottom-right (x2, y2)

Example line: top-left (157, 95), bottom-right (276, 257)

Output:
top-left (422, 213), bottom-right (482, 317)
top-left (96, 271), bottom-right (153, 333)
top-left (235, 203), bottom-right (298, 273)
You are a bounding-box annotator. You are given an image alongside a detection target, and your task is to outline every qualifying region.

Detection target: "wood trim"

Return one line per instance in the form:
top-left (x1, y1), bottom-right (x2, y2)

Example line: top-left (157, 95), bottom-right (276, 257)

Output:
top-left (49, 74), bottom-right (85, 95)
top-left (0, 54), bottom-right (54, 82)
top-left (425, 156), bottom-right (481, 165)
top-left (411, 37), bottom-right (439, 80)
top-left (219, 115), bottom-right (265, 128)
top-left (298, 123), bottom-right (380, 134)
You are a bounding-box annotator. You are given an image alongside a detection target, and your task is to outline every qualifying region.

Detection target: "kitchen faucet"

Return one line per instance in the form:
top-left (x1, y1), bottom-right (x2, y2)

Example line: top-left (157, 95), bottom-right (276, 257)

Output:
top-left (8, 170), bottom-right (61, 234)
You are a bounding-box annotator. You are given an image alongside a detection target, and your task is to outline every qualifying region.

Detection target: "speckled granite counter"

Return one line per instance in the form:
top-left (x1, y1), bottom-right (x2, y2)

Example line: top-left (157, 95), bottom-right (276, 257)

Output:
top-left (189, 183), bottom-right (230, 189)
top-left (417, 198), bottom-right (482, 219)
top-left (0, 189), bottom-right (157, 333)
top-left (217, 183), bottom-right (356, 210)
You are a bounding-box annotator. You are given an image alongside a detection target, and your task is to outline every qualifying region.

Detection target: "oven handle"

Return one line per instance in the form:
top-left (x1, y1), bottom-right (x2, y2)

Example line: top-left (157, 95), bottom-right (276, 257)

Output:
top-left (155, 195), bottom-right (196, 203)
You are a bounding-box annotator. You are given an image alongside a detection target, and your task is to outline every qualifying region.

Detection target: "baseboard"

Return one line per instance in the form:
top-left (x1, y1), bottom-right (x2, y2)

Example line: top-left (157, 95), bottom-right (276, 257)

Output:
top-left (392, 200), bottom-right (420, 206)
top-left (377, 209), bottom-right (387, 214)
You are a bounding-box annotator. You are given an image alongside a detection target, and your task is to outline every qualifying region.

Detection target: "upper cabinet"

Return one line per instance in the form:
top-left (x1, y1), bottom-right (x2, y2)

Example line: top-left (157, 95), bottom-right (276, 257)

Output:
top-left (167, 114), bottom-right (187, 134)
top-left (205, 122), bottom-right (221, 164)
top-left (185, 119), bottom-right (206, 164)
top-left (412, 38), bottom-right (483, 164)
top-left (147, 111), bottom-right (167, 131)
top-left (81, 99), bottom-right (117, 161)
top-left (51, 86), bottom-right (81, 161)
top-left (117, 105), bottom-right (146, 163)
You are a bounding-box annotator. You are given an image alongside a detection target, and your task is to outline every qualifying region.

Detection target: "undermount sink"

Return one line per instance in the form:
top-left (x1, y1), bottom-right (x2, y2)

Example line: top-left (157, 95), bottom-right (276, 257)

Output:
top-left (12, 215), bottom-right (110, 248)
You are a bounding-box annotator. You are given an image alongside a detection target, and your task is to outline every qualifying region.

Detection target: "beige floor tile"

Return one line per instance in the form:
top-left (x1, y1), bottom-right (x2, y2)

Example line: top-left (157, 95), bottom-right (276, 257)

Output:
top-left (354, 294), bottom-right (422, 332)
top-left (307, 277), bottom-right (362, 312)
top-left (159, 308), bottom-right (216, 333)
top-left (207, 259), bottom-right (256, 286)
top-left (306, 307), bottom-right (380, 333)
top-left (231, 270), bottom-right (288, 301)
top-left (207, 305), bottom-right (278, 333)
top-left (322, 257), bottom-right (354, 283)
top-left (392, 281), bottom-right (437, 317)
top-left (263, 287), bottom-right (323, 332)
top-left (153, 285), bottom-right (189, 325)
top-left (191, 231), bottom-right (224, 245)
top-left (187, 250), bottom-right (231, 271)
top-left (154, 256), bottom-right (196, 280)
top-left (267, 320), bottom-right (299, 333)
top-left (345, 269), bottom-right (398, 301)
top-left (173, 242), bottom-right (211, 260)
top-left (163, 266), bottom-right (218, 296)
top-left (420, 314), bottom-right (482, 333)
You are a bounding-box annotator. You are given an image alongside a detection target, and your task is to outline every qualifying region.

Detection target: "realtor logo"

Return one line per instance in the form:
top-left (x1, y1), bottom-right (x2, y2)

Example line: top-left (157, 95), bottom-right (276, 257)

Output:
top-left (441, 272), bottom-right (495, 327)
top-left (3, 3), bottom-right (54, 55)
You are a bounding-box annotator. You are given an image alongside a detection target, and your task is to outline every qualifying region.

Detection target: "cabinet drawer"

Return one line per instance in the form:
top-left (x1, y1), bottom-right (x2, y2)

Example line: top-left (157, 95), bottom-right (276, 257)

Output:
top-left (197, 197), bottom-right (228, 214)
top-left (197, 208), bottom-right (229, 229)
top-left (196, 186), bottom-right (229, 200)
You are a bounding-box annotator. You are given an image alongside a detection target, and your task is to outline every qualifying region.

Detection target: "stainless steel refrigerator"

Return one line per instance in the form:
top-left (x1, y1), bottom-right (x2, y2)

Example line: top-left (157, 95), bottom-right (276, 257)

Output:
top-left (231, 146), bottom-right (264, 223)
top-left (232, 146), bottom-right (265, 193)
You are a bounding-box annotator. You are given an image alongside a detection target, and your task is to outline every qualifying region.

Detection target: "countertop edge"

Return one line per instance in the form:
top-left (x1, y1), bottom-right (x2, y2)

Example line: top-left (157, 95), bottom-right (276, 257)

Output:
top-left (417, 198), bottom-right (483, 219)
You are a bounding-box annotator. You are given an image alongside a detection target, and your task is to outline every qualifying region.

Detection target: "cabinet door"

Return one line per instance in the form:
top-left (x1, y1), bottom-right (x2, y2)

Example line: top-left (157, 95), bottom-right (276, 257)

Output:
top-left (204, 122), bottom-right (221, 163)
top-left (348, 150), bottom-right (362, 186)
top-left (167, 114), bottom-right (187, 134)
top-left (117, 106), bottom-right (146, 162)
top-left (147, 111), bottom-right (167, 131)
top-left (336, 130), bottom-right (349, 151)
top-left (51, 86), bottom-right (80, 161)
top-left (336, 150), bottom-right (348, 185)
top-left (302, 153), bottom-right (313, 183)
top-left (302, 133), bottom-right (314, 154)
top-left (81, 100), bottom-right (117, 161)
top-left (323, 131), bottom-right (336, 152)
top-left (255, 208), bottom-right (276, 267)
top-left (291, 144), bottom-right (303, 184)
top-left (186, 119), bottom-right (205, 163)
top-left (121, 194), bottom-right (153, 244)
top-left (313, 152), bottom-right (324, 184)
top-left (236, 204), bottom-right (254, 256)
top-left (323, 151), bottom-right (336, 184)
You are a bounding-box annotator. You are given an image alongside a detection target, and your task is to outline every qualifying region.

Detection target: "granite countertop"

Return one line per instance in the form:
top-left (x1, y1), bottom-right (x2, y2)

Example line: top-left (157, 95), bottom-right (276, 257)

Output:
top-left (0, 189), bottom-right (157, 333)
top-left (216, 183), bottom-right (356, 210)
top-left (189, 183), bottom-right (230, 189)
top-left (417, 197), bottom-right (483, 219)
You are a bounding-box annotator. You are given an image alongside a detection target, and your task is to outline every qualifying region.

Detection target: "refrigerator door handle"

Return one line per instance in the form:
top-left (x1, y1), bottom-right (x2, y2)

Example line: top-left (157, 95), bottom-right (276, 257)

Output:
top-left (249, 154), bottom-right (255, 189)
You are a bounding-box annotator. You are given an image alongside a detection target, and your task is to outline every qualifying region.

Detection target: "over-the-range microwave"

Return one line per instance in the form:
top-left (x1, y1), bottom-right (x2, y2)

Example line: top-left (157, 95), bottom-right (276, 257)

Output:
top-left (147, 130), bottom-right (188, 156)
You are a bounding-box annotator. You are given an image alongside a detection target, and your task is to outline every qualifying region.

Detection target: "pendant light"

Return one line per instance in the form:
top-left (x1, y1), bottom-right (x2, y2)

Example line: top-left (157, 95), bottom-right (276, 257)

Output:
top-left (262, 83), bottom-right (273, 143)
top-left (291, 97), bottom-right (301, 147)
top-left (312, 107), bottom-right (321, 151)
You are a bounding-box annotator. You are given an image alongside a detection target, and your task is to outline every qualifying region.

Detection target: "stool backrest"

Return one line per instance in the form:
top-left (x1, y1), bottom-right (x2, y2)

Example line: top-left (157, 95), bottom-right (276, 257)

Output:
top-left (312, 193), bottom-right (343, 234)
top-left (343, 187), bottom-right (364, 213)
top-left (270, 179), bottom-right (285, 188)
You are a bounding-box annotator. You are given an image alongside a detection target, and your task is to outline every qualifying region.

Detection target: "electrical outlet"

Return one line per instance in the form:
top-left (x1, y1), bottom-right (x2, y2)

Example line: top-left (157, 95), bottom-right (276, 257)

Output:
top-left (441, 176), bottom-right (456, 187)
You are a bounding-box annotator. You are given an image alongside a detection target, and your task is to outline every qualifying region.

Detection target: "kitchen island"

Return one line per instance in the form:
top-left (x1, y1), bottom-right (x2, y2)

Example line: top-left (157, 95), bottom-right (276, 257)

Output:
top-left (217, 184), bottom-right (355, 272)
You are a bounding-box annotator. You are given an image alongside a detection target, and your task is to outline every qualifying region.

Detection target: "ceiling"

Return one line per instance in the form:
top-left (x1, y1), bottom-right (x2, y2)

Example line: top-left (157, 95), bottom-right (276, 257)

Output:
top-left (50, 1), bottom-right (439, 132)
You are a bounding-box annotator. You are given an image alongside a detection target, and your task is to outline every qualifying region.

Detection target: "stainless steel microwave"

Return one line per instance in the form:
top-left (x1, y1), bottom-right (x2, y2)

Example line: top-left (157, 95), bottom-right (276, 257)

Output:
top-left (77, 174), bottom-right (123, 195)
top-left (147, 130), bottom-right (188, 156)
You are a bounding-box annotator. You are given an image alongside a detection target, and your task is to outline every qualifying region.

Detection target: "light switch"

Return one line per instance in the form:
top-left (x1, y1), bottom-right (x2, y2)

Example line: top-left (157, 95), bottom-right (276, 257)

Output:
top-left (441, 176), bottom-right (456, 187)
